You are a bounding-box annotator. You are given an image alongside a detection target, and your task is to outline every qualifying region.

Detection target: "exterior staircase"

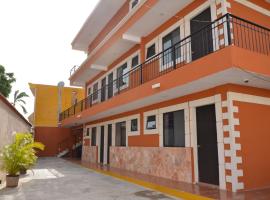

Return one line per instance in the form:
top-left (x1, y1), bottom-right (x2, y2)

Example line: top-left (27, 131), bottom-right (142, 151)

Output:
top-left (57, 134), bottom-right (82, 158)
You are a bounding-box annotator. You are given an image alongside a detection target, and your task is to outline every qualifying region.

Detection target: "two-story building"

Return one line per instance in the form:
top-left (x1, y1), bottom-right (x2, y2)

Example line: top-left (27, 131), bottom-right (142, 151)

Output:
top-left (29, 83), bottom-right (84, 157)
top-left (60, 0), bottom-right (270, 192)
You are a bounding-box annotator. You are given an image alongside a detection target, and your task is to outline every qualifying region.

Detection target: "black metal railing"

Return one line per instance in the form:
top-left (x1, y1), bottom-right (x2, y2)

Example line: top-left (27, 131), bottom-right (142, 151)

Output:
top-left (60, 13), bottom-right (270, 121)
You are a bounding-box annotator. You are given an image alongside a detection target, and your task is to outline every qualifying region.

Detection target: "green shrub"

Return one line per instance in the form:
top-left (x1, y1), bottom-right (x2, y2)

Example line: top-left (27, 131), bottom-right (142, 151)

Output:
top-left (0, 133), bottom-right (45, 176)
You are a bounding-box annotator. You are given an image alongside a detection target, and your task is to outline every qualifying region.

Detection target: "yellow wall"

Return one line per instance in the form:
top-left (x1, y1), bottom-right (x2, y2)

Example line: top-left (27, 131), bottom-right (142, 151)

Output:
top-left (29, 84), bottom-right (84, 127)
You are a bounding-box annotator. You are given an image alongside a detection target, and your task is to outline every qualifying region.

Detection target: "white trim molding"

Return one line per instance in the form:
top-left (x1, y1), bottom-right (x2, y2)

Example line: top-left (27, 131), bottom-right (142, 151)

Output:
top-left (223, 92), bottom-right (270, 191)
top-left (234, 0), bottom-right (270, 17)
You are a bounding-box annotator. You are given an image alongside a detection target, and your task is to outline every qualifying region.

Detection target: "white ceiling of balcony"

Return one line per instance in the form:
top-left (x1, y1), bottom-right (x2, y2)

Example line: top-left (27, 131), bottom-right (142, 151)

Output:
top-left (72, 0), bottom-right (126, 52)
top-left (94, 0), bottom-right (193, 67)
top-left (126, 0), bottom-right (192, 37)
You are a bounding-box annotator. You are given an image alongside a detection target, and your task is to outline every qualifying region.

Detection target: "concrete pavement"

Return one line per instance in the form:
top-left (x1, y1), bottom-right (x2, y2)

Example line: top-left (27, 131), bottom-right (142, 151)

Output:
top-left (0, 158), bottom-right (178, 200)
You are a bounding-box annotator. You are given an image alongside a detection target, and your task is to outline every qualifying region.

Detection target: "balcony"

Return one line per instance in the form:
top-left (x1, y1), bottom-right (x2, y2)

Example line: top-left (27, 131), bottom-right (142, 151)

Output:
top-left (60, 14), bottom-right (270, 124)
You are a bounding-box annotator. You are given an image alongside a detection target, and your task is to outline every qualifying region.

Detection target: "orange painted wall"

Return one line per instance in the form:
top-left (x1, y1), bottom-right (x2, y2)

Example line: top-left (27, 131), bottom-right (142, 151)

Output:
top-left (234, 101), bottom-right (270, 189)
top-left (230, 0), bottom-right (270, 29)
top-left (34, 127), bottom-right (72, 156)
top-left (79, 84), bottom-right (270, 147)
top-left (128, 135), bottom-right (159, 147)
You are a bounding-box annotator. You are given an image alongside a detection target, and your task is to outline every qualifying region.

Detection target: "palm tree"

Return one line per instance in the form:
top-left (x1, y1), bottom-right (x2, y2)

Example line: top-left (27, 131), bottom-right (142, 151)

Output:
top-left (12, 90), bottom-right (29, 114)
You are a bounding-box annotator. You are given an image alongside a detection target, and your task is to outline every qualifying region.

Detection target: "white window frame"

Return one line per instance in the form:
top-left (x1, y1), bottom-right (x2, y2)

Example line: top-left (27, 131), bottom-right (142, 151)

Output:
top-left (116, 60), bottom-right (129, 91)
top-left (183, 1), bottom-right (218, 63)
top-left (158, 19), bottom-right (185, 71)
top-left (143, 110), bottom-right (159, 135)
top-left (130, 51), bottom-right (140, 69)
top-left (127, 114), bottom-right (140, 136)
top-left (92, 82), bottom-right (100, 104)
top-left (158, 103), bottom-right (189, 147)
top-left (87, 86), bottom-right (92, 96)
top-left (145, 37), bottom-right (159, 61)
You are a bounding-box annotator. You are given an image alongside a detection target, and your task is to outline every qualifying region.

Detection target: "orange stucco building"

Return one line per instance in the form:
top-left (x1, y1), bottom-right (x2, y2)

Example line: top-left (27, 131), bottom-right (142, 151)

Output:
top-left (59, 0), bottom-right (270, 192)
top-left (29, 83), bottom-right (84, 157)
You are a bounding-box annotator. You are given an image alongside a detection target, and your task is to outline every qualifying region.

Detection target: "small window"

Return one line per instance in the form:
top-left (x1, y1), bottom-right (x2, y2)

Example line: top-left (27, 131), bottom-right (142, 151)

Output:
top-left (146, 44), bottom-right (156, 59)
top-left (86, 128), bottom-right (90, 136)
top-left (117, 63), bottom-right (128, 88)
top-left (93, 83), bottom-right (98, 100)
top-left (131, 119), bottom-right (138, 132)
top-left (130, 0), bottom-right (139, 10)
top-left (87, 87), bottom-right (91, 96)
top-left (146, 115), bottom-right (156, 130)
top-left (91, 127), bottom-right (96, 146)
top-left (131, 55), bottom-right (139, 68)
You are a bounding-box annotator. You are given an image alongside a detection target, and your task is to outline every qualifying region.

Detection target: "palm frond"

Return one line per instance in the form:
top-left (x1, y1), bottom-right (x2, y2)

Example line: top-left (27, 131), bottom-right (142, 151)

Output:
top-left (17, 92), bottom-right (29, 99)
top-left (13, 90), bottom-right (19, 104)
top-left (20, 105), bottom-right (27, 114)
top-left (18, 99), bottom-right (26, 105)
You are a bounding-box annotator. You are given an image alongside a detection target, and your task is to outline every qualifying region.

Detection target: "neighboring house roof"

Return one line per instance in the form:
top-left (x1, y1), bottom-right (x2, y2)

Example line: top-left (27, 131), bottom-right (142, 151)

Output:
top-left (0, 93), bottom-right (32, 127)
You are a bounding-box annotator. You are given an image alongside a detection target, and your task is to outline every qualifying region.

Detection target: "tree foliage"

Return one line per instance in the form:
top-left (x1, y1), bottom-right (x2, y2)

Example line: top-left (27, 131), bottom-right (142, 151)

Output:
top-left (0, 65), bottom-right (16, 97)
top-left (12, 90), bottom-right (29, 114)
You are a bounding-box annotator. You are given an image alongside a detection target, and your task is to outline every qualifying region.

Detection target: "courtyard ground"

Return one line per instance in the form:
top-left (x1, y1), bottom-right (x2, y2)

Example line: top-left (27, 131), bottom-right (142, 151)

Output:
top-left (0, 157), bottom-right (179, 200)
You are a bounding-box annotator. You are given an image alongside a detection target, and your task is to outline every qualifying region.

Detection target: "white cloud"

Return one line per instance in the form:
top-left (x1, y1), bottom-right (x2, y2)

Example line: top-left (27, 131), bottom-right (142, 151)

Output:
top-left (0, 0), bottom-right (99, 118)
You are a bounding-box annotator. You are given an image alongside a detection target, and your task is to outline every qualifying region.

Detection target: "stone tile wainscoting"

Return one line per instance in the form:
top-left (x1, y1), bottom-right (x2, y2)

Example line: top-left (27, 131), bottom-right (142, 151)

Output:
top-left (82, 146), bottom-right (98, 163)
top-left (110, 147), bottom-right (193, 183)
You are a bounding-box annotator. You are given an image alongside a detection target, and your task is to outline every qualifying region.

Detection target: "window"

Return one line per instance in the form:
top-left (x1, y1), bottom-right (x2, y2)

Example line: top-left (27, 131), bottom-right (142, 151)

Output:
top-left (101, 77), bottom-right (106, 102)
top-left (91, 127), bottom-right (96, 146)
top-left (86, 128), bottom-right (90, 136)
top-left (87, 87), bottom-right (91, 96)
top-left (117, 63), bottom-right (128, 88)
top-left (93, 82), bottom-right (98, 101)
top-left (130, 0), bottom-right (139, 10)
top-left (107, 72), bottom-right (113, 99)
top-left (163, 110), bottom-right (185, 147)
top-left (162, 27), bottom-right (180, 65)
top-left (146, 115), bottom-right (156, 130)
top-left (115, 121), bottom-right (126, 146)
top-left (130, 119), bottom-right (138, 132)
top-left (131, 55), bottom-right (139, 68)
top-left (146, 44), bottom-right (156, 59)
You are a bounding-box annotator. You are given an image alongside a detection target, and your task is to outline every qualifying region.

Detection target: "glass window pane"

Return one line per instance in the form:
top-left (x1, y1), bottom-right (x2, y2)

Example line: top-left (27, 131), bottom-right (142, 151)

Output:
top-left (162, 27), bottom-right (180, 65)
top-left (146, 44), bottom-right (156, 59)
top-left (131, 119), bottom-right (138, 131)
top-left (91, 127), bottom-right (96, 146)
top-left (163, 110), bottom-right (185, 147)
top-left (131, 55), bottom-right (139, 68)
top-left (93, 83), bottom-right (98, 100)
top-left (146, 115), bottom-right (156, 129)
top-left (117, 63), bottom-right (128, 88)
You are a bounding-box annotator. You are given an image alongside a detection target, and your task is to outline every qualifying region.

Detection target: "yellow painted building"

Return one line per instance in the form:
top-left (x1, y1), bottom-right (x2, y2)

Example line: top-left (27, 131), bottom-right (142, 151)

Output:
top-left (29, 83), bottom-right (84, 127)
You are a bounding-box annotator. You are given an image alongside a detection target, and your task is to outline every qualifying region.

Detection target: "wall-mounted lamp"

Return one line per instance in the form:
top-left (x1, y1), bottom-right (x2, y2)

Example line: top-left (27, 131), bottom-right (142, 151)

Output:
top-left (152, 83), bottom-right (160, 89)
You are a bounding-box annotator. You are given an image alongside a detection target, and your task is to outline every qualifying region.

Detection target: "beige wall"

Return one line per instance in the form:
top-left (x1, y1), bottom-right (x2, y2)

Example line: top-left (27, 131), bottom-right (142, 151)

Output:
top-left (0, 100), bottom-right (31, 185)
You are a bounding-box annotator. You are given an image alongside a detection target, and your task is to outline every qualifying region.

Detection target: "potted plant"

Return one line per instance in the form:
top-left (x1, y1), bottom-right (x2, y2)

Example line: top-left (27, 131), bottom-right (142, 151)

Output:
top-left (0, 142), bottom-right (23, 187)
top-left (0, 133), bottom-right (44, 187)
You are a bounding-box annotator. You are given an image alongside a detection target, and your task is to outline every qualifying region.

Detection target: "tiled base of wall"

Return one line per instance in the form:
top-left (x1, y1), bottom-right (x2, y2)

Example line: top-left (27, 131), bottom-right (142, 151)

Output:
top-left (110, 146), bottom-right (193, 183)
top-left (82, 146), bottom-right (97, 163)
